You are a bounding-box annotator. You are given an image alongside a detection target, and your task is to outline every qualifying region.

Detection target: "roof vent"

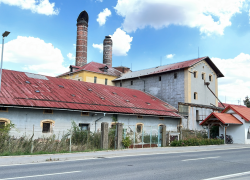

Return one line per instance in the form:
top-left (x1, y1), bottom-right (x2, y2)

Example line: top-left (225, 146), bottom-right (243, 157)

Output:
top-left (112, 92), bottom-right (117, 95)
top-left (126, 100), bottom-right (130, 102)
top-left (151, 97), bottom-right (156, 100)
top-left (35, 90), bottom-right (40, 93)
top-left (25, 81), bottom-right (31, 84)
top-left (100, 97), bottom-right (105, 100)
top-left (146, 102), bottom-right (150, 105)
top-left (133, 95), bottom-right (137, 97)
top-left (88, 88), bottom-right (92, 91)
top-left (71, 94), bottom-right (76, 97)
top-left (58, 85), bottom-right (64, 88)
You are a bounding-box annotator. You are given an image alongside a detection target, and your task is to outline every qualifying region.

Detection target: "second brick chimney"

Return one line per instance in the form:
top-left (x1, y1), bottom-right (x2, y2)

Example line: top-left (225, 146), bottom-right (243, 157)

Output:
top-left (103, 36), bottom-right (112, 67)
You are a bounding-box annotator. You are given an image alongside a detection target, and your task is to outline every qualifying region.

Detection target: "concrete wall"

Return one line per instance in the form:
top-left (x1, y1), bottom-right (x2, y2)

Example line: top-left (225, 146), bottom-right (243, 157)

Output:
top-left (115, 69), bottom-right (185, 108)
top-left (0, 107), bottom-right (180, 139)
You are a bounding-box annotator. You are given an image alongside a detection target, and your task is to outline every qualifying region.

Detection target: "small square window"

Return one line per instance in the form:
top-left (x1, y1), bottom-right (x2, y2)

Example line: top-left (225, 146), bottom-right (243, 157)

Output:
top-left (131, 81), bottom-right (133, 85)
top-left (159, 76), bottom-right (161, 81)
top-left (0, 107), bottom-right (8, 112)
top-left (137, 115), bottom-right (143, 119)
top-left (174, 73), bottom-right (177, 79)
top-left (159, 117), bottom-right (164, 120)
top-left (79, 123), bottom-right (89, 131)
top-left (42, 123), bottom-right (50, 133)
top-left (81, 112), bottom-right (89, 116)
top-left (44, 109), bottom-right (53, 114)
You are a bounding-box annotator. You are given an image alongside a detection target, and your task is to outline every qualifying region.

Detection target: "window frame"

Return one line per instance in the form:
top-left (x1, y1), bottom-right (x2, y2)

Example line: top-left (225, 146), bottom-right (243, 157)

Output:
top-left (43, 109), bottom-right (53, 114)
top-left (209, 74), bottom-right (213, 82)
top-left (202, 73), bottom-right (206, 80)
top-left (0, 107), bottom-right (8, 112)
top-left (79, 123), bottom-right (89, 131)
top-left (194, 92), bottom-right (198, 100)
top-left (40, 119), bottom-right (55, 133)
top-left (105, 78), bottom-right (108, 85)
top-left (136, 123), bottom-right (143, 133)
top-left (193, 71), bottom-right (198, 78)
top-left (94, 76), bottom-right (97, 83)
top-left (81, 112), bottom-right (89, 116)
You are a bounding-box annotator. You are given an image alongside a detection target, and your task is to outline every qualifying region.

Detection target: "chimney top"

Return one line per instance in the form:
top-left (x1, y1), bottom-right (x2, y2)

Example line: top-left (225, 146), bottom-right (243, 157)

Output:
top-left (77, 10), bottom-right (89, 25)
top-left (105, 36), bottom-right (111, 39)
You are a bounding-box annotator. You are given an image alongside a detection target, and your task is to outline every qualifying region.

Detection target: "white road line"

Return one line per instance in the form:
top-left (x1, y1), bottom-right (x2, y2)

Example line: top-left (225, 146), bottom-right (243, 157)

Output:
top-left (203, 171), bottom-right (250, 180)
top-left (0, 171), bottom-right (81, 180)
top-left (182, 156), bottom-right (220, 161)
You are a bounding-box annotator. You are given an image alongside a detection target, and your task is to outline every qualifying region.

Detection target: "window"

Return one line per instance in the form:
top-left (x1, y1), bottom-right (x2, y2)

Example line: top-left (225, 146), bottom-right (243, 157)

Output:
top-left (81, 112), bottom-right (89, 116)
top-left (159, 76), bottom-right (161, 81)
top-left (136, 123), bottom-right (143, 133)
top-left (194, 92), bottom-right (198, 100)
top-left (0, 107), bottom-right (8, 112)
top-left (0, 122), bottom-right (5, 128)
top-left (209, 75), bottom-right (212, 82)
top-left (120, 82), bottom-right (122, 87)
top-left (196, 110), bottom-right (199, 120)
top-left (42, 123), bottom-right (50, 133)
top-left (174, 73), bottom-right (177, 79)
top-left (194, 71), bottom-right (197, 78)
top-left (105, 78), bottom-right (108, 85)
top-left (159, 117), bottom-right (164, 120)
top-left (202, 73), bottom-right (205, 80)
top-left (137, 115), bottom-right (143, 119)
top-left (131, 81), bottom-right (133, 85)
top-left (79, 123), bottom-right (89, 131)
top-left (94, 77), bottom-right (97, 83)
top-left (44, 109), bottom-right (53, 114)
top-left (78, 79), bottom-right (80, 81)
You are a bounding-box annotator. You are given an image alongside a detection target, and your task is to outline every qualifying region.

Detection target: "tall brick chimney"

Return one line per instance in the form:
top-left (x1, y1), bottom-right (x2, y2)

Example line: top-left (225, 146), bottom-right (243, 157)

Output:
top-left (103, 36), bottom-right (112, 67)
top-left (75, 10), bottom-right (89, 67)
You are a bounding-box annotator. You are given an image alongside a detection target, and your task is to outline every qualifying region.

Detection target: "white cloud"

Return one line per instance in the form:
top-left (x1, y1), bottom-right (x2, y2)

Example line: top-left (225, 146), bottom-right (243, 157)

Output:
top-left (92, 28), bottom-right (133, 56)
top-left (0, 0), bottom-right (59, 15)
top-left (0, 36), bottom-right (67, 76)
top-left (97, 8), bottom-right (111, 26)
top-left (212, 53), bottom-right (250, 105)
top-left (96, 0), bottom-right (103, 2)
top-left (166, 54), bottom-right (175, 59)
top-left (114, 0), bottom-right (246, 35)
top-left (67, 53), bottom-right (75, 61)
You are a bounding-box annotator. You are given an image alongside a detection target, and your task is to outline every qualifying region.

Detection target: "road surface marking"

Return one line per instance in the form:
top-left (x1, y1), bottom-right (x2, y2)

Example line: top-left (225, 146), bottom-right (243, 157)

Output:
top-left (182, 156), bottom-right (220, 161)
top-left (0, 171), bottom-right (81, 180)
top-left (203, 171), bottom-right (250, 180)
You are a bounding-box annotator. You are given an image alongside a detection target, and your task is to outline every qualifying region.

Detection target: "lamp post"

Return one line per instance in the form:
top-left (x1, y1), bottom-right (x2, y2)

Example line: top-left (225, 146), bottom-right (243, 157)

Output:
top-left (0, 31), bottom-right (10, 92)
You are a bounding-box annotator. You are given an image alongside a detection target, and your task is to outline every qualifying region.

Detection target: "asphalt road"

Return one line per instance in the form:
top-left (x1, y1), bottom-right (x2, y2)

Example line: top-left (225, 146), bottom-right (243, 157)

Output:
top-left (1, 148), bottom-right (250, 180)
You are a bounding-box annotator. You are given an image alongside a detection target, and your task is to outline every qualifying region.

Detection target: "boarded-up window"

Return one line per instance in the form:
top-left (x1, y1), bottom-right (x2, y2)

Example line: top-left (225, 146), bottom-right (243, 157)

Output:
top-left (42, 123), bottom-right (50, 133)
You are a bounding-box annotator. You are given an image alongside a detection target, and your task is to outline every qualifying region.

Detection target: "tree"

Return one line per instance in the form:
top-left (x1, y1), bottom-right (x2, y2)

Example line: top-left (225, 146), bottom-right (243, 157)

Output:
top-left (243, 96), bottom-right (250, 108)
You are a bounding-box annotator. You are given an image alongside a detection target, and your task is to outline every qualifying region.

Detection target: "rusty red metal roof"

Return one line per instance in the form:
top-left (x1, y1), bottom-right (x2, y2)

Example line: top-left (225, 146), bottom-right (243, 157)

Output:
top-left (218, 102), bottom-right (246, 108)
top-left (57, 62), bottom-right (122, 77)
top-left (200, 112), bottom-right (243, 125)
top-left (0, 69), bottom-right (180, 117)
top-left (114, 56), bottom-right (224, 81)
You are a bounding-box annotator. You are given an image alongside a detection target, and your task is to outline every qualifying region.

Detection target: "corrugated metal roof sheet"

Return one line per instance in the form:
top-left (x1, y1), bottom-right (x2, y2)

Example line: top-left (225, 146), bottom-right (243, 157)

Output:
top-left (0, 69), bottom-right (180, 118)
top-left (114, 56), bottom-right (224, 81)
top-left (57, 62), bottom-right (122, 77)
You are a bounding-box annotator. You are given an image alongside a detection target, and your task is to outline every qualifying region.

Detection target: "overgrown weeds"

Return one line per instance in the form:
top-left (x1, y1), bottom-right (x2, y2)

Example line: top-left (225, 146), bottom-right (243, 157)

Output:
top-left (170, 138), bottom-right (224, 146)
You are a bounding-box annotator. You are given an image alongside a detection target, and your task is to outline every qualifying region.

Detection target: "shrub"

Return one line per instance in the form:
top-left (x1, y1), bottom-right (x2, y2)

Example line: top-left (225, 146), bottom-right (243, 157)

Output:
top-left (170, 138), bottom-right (224, 146)
top-left (122, 136), bottom-right (132, 148)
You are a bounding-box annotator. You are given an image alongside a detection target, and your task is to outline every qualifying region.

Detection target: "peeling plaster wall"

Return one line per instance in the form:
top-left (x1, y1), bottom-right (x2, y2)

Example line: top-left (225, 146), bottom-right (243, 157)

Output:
top-left (0, 108), bottom-right (180, 139)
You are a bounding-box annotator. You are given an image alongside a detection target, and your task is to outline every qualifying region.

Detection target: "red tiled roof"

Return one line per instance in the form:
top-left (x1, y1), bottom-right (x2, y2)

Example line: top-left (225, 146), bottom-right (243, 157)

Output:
top-left (114, 56), bottom-right (224, 81)
top-left (0, 69), bottom-right (180, 118)
top-left (57, 62), bottom-right (122, 77)
top-left (222, 105), bottom-right (250, 121)
top-left (200, 112), bottom-right (243, 125)
top-left (218, 102), bottom-right (245, 108)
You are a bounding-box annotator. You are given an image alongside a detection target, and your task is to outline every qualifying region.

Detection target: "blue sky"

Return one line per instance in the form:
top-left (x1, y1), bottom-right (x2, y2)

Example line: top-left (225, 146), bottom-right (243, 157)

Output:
top-left (0, 0), bottom-right (250, 105)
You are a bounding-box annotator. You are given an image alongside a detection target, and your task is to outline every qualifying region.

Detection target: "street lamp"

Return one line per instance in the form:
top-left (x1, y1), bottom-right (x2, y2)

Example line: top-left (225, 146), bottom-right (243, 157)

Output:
top-left (0, 31), bottom-right (10, 92)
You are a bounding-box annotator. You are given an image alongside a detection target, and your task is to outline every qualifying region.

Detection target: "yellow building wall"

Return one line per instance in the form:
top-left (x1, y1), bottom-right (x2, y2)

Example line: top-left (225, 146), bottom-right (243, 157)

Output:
top-left (59, 71), bottom-right (117, 86)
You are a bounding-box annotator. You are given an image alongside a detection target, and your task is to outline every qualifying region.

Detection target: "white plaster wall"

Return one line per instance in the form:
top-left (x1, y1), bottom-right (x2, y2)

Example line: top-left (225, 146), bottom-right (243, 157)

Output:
top-left (244, 121), bottom-right (250, 144)
top-left (188, 107), bottom-right (213, 130)
top-left (1, 108), bottom-right (180, 139)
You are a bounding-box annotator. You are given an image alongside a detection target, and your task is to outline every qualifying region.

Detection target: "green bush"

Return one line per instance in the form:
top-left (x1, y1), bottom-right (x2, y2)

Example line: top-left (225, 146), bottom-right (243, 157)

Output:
top-left (170, 138), bottom-right (224, 146)
top-left (122, 136), bottom-right (132, 148)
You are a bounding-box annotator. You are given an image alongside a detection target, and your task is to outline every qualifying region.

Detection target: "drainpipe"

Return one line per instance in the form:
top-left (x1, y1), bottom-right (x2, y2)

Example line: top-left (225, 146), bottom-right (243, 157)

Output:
top-left (205, 82), bottom-right (225, 109)
top-left (138, 76), bottom-right (145, 92)
top-left (94, 113), bottom-right (106, 132)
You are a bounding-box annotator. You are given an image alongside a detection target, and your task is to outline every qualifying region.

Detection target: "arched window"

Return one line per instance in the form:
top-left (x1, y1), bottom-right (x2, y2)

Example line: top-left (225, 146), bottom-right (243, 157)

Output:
top-left (194, 92), bottom-right (198, 100)
top-left (40, 119), bottom-right (55, 133)
top-left (0, 118), bottom-right (10, 128)
top-left (136, 123), bottom-right (143, 133)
